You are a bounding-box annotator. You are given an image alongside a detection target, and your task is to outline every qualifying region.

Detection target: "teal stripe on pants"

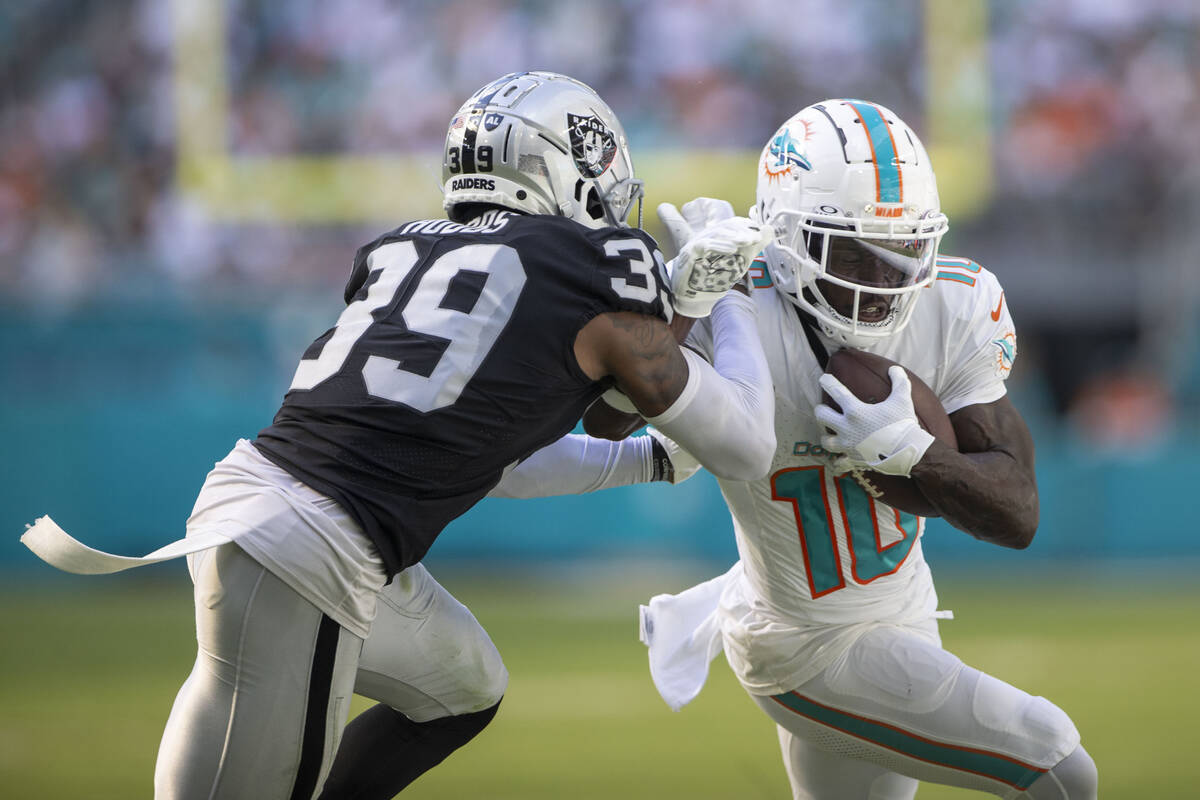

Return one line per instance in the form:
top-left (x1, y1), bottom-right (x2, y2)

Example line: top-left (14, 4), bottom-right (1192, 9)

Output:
top-left (770, 691), bottom-right (1046, 790)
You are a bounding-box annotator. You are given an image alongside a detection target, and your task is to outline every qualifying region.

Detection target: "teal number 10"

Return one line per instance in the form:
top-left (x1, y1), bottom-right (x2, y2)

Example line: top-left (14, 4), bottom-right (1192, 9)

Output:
top-left (770, 466), bottom-right (920, 598)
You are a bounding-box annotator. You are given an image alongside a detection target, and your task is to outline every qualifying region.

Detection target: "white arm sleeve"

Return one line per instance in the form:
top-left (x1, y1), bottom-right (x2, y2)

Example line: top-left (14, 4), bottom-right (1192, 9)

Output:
top-left (489, 434), bottom-right (655, 499)
top-left (647, 292), bottom-right (775, 481)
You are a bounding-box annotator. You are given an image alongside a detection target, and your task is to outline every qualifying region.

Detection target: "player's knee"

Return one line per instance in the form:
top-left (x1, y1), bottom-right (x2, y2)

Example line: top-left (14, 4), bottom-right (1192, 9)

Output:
top-left (472, 662), bottom-right (508, 711)
top-left (456, 642), bottom-right (509, 713)
top-left (1023, 744), bottom-right (1097, 800)
top-left (1053, 745), bottom-right (1097, 799)
top-left (426, 694), bottom-right (503, 750)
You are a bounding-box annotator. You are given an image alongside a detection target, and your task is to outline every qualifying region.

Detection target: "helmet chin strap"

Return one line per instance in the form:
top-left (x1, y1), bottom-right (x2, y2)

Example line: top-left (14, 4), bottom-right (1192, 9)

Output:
top-left (790, 304), bottom-right (830, 369)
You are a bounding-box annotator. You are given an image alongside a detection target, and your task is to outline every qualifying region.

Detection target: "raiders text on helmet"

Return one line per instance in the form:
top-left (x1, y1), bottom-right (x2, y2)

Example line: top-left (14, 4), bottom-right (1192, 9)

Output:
top-left (442, 72), bottom-right (643, 229)
top-left (755, 99), bottom-right (949, 346)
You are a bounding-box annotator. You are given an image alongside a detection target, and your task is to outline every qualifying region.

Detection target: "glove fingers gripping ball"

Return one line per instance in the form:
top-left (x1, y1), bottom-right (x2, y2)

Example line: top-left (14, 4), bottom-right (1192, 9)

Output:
top-left (822, 349), bottom-right (957, 517)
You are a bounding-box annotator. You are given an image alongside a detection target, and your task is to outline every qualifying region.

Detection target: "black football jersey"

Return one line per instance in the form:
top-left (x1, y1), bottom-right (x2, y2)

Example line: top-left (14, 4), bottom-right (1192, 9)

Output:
top-left (254, 210), bottom-right (671, 576)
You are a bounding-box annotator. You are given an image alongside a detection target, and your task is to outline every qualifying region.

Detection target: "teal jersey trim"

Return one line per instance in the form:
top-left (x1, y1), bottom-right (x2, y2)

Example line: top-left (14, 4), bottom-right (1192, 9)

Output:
top-left (936, 256), bottom-right (982, 273)
top-left (750, 254), bottom-right (773, 289)
top-left (936, 271), bottom-right (976, 286)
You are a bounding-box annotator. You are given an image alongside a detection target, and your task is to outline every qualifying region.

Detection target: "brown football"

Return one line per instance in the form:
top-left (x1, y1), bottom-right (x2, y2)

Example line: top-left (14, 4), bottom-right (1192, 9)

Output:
top-left (822, 348), bottom-right (957, 517)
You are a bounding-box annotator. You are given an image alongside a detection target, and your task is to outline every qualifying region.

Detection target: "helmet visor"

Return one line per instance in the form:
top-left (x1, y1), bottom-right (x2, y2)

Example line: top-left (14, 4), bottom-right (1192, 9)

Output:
top-left (823, 234), bottom-right (935, 290)
top-left (805, 225), bottom-right (940, 331)
top-left (766, 206), bottom-right (947, 342)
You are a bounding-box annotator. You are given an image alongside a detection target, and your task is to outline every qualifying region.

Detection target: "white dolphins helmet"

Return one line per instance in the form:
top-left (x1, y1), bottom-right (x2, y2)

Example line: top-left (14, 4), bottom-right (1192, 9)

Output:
top-left (442, 71), bottom-right (643, 229)
top-left (755, 99), bottom-right (948, 346)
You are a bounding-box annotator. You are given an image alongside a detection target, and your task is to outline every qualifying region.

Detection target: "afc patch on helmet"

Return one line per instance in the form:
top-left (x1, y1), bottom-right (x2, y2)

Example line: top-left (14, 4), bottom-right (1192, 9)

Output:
top-left (567, 113), bottom-right (617, 178)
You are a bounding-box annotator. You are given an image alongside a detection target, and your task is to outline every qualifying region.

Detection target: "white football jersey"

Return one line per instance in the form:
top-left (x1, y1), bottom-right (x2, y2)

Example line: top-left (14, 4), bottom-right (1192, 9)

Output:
top-left (686, 254), bottom-right (1017, 694)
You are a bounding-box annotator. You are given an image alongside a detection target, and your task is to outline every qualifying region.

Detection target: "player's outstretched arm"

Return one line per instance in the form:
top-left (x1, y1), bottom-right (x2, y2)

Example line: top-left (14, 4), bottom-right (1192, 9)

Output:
top-left (583, 201), bottom-right (766, 442)
top-left (914, 395), bottom-right (1039, 548)
top-left (582, 311), bottom-right (700, 441)
top-left (574, 295), bottom-right (774, 482)
top-left (489, 428), bottom-right (700, 499)
top-left (575, 311), bottom-right (690, 416)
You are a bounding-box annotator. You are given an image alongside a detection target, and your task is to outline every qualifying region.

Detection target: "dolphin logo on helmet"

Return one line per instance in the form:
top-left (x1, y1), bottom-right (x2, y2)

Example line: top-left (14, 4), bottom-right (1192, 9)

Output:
top-left (763, 123), bottom-right (814, 183)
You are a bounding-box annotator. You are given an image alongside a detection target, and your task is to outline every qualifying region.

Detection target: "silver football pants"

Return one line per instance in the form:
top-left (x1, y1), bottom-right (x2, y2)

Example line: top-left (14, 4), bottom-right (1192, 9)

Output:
top-left (154, 543), bottom-right (507, 800)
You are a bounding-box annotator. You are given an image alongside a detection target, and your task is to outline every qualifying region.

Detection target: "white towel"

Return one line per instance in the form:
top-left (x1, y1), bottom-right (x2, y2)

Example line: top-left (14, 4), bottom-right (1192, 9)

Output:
top-left (638, 561), bottom-right (741, 711)
top-left (20, 515), bottom-right (229, 575)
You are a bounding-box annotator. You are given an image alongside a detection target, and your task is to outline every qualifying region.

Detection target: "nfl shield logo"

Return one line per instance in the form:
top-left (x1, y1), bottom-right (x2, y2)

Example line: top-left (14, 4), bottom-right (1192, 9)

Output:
top-left (567, 113), bottom-right (617, 178)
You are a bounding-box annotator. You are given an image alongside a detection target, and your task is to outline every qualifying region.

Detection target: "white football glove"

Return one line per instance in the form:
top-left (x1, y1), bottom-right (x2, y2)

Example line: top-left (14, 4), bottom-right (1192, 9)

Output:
top-left (659, 200), bottom-right (771, 318)
top-left (814, 366), bottom-right (935, 477)
top-left (647, 426), bottom-right (702, 484)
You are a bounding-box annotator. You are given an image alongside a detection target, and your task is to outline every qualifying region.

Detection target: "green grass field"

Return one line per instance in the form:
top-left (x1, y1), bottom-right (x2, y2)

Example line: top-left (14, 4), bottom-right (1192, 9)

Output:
top-left (1, 566), bottom-right (1196, 799)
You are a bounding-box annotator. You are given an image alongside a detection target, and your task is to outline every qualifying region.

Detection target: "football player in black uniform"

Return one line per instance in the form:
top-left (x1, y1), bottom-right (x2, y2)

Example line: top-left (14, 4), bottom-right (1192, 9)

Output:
top-left (22, 71), bottom-right (774, 799)
top-left (144, 72), bottom-right (776, 799)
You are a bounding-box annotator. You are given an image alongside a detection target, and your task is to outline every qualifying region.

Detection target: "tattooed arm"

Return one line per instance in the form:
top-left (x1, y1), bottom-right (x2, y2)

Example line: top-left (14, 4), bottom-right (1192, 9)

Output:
top-left (581, 312), bottom-right (701, 440)
top-left (574, 312), bottom-right (691, 416)
top-left (573, 293), bottom-right (775, 481)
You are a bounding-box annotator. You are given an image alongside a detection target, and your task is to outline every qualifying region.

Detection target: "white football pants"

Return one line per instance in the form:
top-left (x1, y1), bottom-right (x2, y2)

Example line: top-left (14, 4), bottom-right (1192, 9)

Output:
top-left (749, 623), bottom-right (1088, 799)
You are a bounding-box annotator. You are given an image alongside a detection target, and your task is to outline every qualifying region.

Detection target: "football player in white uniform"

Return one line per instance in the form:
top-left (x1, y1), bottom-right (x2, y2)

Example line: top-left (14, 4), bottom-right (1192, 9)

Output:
top-left (504, 100), bottom-right (1098, 799)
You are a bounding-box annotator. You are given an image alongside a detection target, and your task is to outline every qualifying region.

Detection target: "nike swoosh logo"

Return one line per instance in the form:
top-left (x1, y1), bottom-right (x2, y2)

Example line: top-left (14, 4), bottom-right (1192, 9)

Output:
top-left (990, 292), bottom-right (1005, 322)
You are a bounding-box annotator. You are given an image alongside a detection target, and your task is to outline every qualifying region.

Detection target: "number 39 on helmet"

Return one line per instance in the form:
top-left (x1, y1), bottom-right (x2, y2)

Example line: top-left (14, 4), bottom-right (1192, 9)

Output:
top-left (442, 71), bottom-right (643, 230)
top-left (755, 99), bottom-right (949, 347)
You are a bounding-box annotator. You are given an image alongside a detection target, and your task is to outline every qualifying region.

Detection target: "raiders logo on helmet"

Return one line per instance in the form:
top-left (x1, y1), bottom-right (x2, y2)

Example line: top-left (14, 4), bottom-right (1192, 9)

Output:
top-left (567, 113), bottom-right (617, 178)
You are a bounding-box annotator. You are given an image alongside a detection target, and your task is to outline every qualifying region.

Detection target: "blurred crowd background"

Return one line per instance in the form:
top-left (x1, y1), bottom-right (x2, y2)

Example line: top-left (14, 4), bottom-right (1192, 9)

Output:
top-left (3, 0), bottom-right (1199, 568)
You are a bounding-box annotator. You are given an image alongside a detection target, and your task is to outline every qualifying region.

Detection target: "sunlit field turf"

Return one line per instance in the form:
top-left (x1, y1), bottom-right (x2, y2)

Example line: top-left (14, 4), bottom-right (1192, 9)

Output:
top-left (1, 563), bottom-right (1195, 799)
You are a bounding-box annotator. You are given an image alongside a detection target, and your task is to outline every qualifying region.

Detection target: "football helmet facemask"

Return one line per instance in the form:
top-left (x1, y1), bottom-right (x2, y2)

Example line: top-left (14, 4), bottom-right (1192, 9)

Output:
top-left (755, 99), bottom-right (948, 347)
top-left (442, 71), bottom-right (643, 229)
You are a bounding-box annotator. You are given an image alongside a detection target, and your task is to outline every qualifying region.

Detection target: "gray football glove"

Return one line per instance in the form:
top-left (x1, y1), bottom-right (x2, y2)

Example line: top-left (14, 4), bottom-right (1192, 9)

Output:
top-left (660, 199), bottom-right (771, 318)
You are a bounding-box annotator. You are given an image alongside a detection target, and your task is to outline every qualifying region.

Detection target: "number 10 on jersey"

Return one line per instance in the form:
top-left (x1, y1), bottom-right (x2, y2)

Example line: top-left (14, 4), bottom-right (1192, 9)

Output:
top-left (771, 466), bottom-right (920, 598)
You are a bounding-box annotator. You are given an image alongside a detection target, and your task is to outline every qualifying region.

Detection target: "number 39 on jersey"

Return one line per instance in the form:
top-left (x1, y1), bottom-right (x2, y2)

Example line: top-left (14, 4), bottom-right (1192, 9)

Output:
top-left (287, 214), bottom-right (672, 414)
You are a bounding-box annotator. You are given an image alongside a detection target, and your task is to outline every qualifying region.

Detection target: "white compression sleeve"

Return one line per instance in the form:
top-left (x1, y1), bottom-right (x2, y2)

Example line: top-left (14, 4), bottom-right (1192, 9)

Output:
top-left (647, 292), bottom-right (775, 481)
top-left (489, 433), bottom-right (655, 499)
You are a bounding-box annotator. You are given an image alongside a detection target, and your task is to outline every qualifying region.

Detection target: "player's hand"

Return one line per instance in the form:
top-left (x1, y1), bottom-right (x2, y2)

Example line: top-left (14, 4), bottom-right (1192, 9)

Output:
top-left (663, 208), bottom-right (771, 318)
top-left (814, 367), bottom-right (934, 477)
top-left (658, 197), bottom-right (736, 256)
top-left (647, 427), bottom-right (702, 484)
